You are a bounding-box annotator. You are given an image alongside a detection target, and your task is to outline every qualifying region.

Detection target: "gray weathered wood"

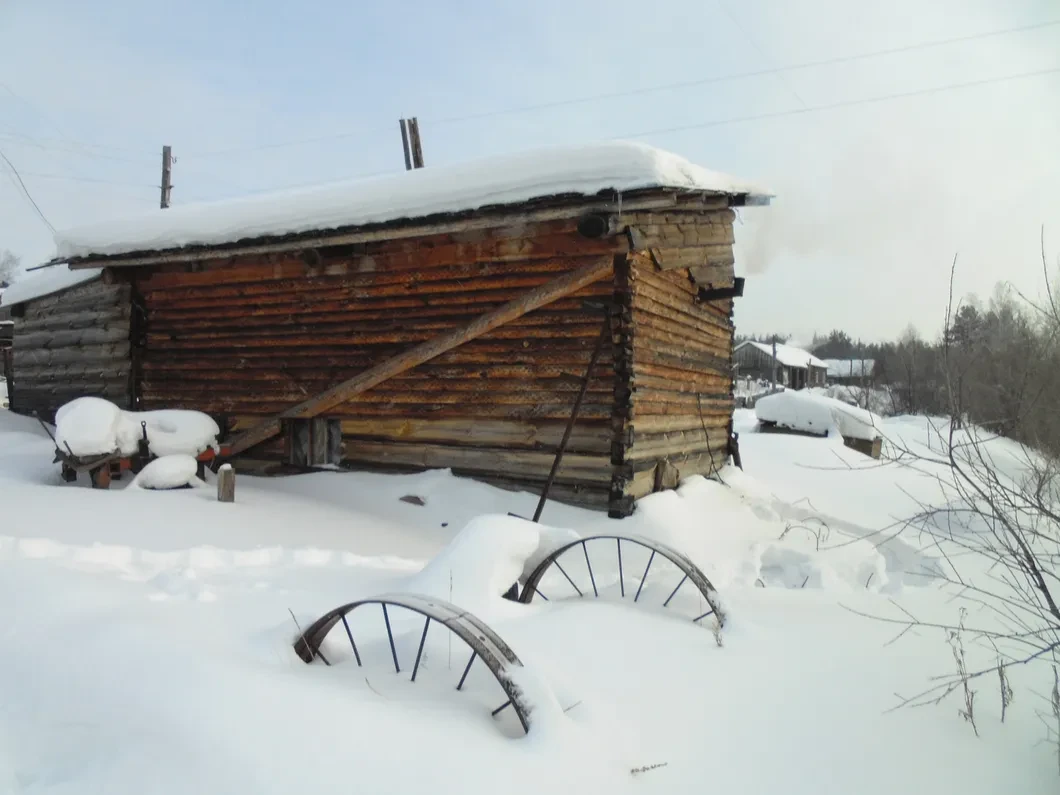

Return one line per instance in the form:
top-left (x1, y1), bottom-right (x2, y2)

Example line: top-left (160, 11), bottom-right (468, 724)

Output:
top-left (223, 256), bottom-right (614, 456)
top-left (217, 464), bottom-right (235, 502)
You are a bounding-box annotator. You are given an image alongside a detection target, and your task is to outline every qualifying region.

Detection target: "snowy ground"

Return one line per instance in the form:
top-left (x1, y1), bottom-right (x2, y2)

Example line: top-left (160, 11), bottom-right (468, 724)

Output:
top-left (0, 408), bottom-right (1055, 793)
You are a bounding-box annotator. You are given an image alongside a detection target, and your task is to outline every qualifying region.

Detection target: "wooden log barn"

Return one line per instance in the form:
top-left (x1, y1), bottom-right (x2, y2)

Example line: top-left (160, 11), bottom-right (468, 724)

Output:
top-left (0, 267), bottom-right (131, 422)
top-left (48, 142), bottom-right (770, 516)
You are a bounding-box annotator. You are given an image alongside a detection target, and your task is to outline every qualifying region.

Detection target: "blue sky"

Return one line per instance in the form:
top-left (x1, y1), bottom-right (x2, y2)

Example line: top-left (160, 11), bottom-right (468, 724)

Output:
top-left (1, 0), bottom-right (1058, 339)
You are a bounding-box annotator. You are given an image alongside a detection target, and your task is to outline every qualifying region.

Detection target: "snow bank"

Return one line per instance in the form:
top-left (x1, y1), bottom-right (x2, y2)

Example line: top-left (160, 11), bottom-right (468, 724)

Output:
top-left (55, 397), bottom-right (219, 457)
top-left (55, 142), bottom-right (771, 260)
top-left (756, 390), bottom-right (883, 440)
top-left (406, 514), bottom-right (541, 618)
top-left (0, 264), bottom-right (100, 307)
top-left (130, 455), bottom-right (203, 490)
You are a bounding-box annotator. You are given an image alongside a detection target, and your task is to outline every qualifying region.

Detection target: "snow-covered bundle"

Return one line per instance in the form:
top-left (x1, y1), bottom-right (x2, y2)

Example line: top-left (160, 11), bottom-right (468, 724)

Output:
top-left (55, 397), bottom-right (220, 458)
top-left (130, 455), bottom-right (204, 490)
top-left (755, 390), bottom-right (883, 441)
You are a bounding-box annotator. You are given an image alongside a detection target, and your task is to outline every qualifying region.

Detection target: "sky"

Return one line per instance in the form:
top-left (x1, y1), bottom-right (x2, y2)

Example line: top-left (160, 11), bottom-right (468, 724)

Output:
top-left (1, 0), bottom-right (1058, 341)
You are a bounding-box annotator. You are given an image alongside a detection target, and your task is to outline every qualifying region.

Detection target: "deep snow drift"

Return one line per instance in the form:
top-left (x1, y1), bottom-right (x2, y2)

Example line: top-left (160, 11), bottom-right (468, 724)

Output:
top-left (0, 407), bottom-right (1054, 794)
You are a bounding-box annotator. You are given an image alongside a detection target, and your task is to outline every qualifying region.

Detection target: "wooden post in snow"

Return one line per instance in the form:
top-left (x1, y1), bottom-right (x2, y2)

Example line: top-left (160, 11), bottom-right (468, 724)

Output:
top-left (217, 463), bottom-right (235, 502)
top-left (771, 336), bottom-right (778, 391)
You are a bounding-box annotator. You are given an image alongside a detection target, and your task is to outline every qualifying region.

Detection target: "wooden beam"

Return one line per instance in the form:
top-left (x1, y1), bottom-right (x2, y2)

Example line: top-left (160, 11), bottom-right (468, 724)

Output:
top-left (223, 256), bottom-right (614, 456)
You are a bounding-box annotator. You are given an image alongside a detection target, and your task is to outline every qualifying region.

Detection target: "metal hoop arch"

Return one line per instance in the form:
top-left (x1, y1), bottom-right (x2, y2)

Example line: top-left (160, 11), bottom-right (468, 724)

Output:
top-left (292, 592), bottom-right (533, 734)
top-left (518, 534), bottom-right (726, 627)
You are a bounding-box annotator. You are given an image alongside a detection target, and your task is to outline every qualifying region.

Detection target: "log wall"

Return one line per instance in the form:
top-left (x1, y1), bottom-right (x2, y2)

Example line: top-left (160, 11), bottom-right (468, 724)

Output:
top-left (135, 220), bottom-right (626, 510)
top-left (9, 278), bottom-right (133, 422)
top-left (610, 208), bottom-right (737, 513)
top-left (120, 200), bottom-right (741, 516)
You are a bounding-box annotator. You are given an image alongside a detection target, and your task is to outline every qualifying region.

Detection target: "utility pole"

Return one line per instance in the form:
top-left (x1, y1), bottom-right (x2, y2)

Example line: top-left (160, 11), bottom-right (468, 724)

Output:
top-left (771, 335), bottom-right (778, 391)
top-left (160, 145), bottom-right (173, 209)
top-left (398, 118), bottom-right (425, 170)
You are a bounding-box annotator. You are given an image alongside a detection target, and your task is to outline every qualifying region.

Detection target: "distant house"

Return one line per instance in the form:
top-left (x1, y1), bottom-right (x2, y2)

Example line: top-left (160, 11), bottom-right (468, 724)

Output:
top-left (823, 359), bottom-right (877, 386)
top-left (733, 340), bottom-right (827, 390)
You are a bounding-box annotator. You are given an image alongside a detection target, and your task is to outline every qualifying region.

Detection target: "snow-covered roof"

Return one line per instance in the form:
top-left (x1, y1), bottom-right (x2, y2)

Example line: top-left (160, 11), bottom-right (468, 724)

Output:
top-left (737, 340), bottom-right (827, 370)
top-left (823, 359), bottom-right (876, 378)
top-left (0, 265), bottom-right (101, 308)
top-left (54, 141), bottom-right (772, 261)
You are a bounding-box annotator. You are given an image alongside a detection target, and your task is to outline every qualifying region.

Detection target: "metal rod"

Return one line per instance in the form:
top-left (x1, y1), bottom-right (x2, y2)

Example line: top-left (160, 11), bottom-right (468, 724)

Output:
top-left (341, 614), bottom-right (362, 667)
top-left (664, 574), bottom-right (688, 608)
top-left (582, 541), bottom-right (598, 597)
top-left (635, 550), bottom-right (656, 603)
top-left (617, 539), bottom-right (625, 598)
top-left (532, 315), bottom-right (610, 523)
top-left (535, 589), bottom-right (550, 602)
top-left (491, 700), bottom-right (512, 717)
top-left (411, 617), bottom-right (430, 682)
top-left (382, 603), bottom-right (400, 673)
top-left (315, 648), bottom-right (331, 667)
top-left (553, 559), bottom-right (583, 597)
top-left (456, 651), bottom-right (477, 691)
top-left (693, 609), bottom-right (715, 623)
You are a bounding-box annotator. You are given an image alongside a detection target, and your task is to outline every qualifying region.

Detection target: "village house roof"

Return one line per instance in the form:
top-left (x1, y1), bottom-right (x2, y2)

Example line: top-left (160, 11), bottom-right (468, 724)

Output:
top-left (0, 265), bottom-right (101, 309)
top-left (52, 141), bottom-right (771, 264)
top-left (823, 359), bottom-right (876, 378)
top-left (736, 340), bottom-right (827, 370)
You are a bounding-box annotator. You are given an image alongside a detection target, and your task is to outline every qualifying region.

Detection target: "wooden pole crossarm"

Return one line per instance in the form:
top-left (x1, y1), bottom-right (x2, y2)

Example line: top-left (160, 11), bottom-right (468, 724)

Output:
top-left (222, 255), bottom-right (615, 458)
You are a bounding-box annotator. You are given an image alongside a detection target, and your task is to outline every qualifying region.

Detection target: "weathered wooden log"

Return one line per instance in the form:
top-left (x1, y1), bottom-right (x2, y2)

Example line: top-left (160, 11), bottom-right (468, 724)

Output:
top-left (648, 245), bottom-right (734, 271)
top-left (222, 256), bottom-right (615, 455)
top-left (16, 326), bottom-right (130, 350)
top-left (341, 440), bottom-right (613, 484)
top-left (12, 342), bottom-right (131, 368)
top-left (15, 306), bottom-right (131, 334)
top-left (336, 417), bottom-right (612, 453)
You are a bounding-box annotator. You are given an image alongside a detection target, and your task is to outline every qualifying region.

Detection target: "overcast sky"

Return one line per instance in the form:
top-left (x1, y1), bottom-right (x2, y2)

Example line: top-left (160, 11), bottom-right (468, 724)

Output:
top-left (1, 0), bottom-right (1058, 341)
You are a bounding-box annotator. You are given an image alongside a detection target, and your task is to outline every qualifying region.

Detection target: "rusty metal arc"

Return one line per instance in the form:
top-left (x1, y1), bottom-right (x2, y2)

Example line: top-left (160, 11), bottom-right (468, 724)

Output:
top-left (518, 534), bottom-right (727, 627)
top-left (292, 592), bottom-right (533, 734)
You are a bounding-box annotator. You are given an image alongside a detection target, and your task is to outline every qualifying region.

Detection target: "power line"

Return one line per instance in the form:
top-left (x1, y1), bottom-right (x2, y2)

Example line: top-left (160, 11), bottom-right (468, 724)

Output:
top-left (182, 16), bottom-right (1058, 158)
top-left (0, 133), bottom-right (155, 164)
top-left (0, 148), bottom-right (56, 235)
top-left (19, 171), bottom-right (158, 189)
top-left (614, 65), bottom-right (1060, 140)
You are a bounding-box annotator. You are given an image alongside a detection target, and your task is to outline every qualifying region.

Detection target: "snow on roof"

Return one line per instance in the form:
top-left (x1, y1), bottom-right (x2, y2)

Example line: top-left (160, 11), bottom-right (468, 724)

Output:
top-left (54, 141), bottom-right (772, 261)
top-left (0, 265), bottom-right (101, 308)
top-left (738, 340), bottom-right (827, 370)
top-left (823, 359), bottom-right (876, 378)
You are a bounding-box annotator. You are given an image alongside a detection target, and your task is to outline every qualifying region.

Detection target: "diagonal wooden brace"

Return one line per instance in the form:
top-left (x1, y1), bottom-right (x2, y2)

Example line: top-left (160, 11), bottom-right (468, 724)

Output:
top-left (223, 255), bottom-right (616, 458)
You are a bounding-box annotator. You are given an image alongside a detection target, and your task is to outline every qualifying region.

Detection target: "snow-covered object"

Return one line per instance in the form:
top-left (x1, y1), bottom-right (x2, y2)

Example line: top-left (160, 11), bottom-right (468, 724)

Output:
top-left (55, 397), bottom-right (219, 458)
top-left (407, 514), bottom-right (541, 618)
top-left (0, 265), bottom-right (100, 308)
top-left (54, 142), bottom-right (771, 260)
top-left (520, 522), bottom-right (581, 582)
top-left (755, 390), bottom-right (883, 440)
top-left (130, 455), bottom-right (202, 490)
top-left (737, 340), bottom-right (827, 369)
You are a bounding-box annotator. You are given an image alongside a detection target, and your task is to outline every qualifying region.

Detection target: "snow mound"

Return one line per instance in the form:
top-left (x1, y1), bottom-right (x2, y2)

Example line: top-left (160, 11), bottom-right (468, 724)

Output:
top-left (0, 265), bottom-right (100, 308)
top-left (55, 397), bottom-right (219, 458)
top-left (130, 455), bottom-right (202, 490)
top-left (55, 141), bottom-right (771, 260)
top-left (406, 514), bottom-right (541, 618)
top-left (756, 390), bottom-right (883, 440)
